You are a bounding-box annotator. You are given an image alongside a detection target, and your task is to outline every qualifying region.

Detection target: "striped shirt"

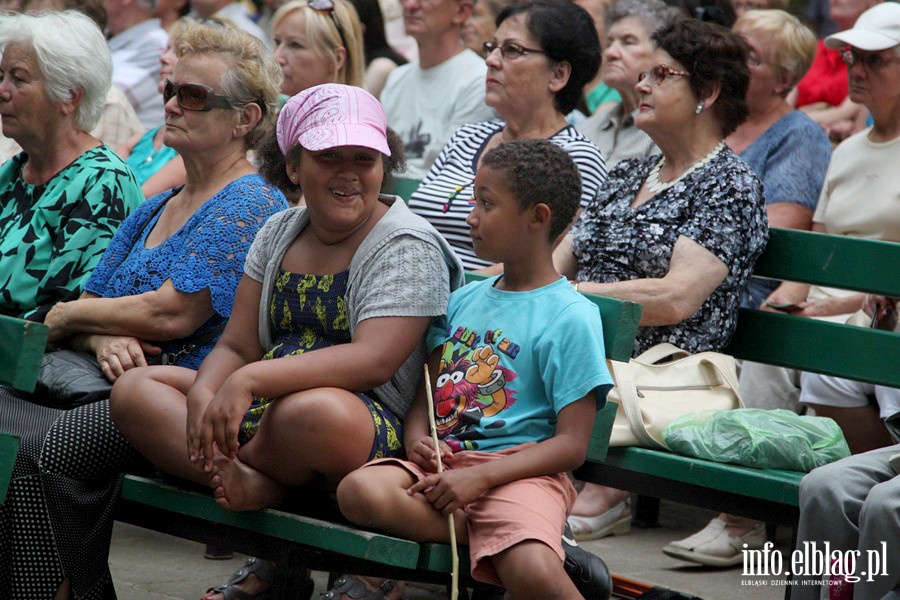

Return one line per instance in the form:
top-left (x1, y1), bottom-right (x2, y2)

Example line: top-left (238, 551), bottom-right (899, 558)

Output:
top-left (408, 121), bottom-right (608, 269)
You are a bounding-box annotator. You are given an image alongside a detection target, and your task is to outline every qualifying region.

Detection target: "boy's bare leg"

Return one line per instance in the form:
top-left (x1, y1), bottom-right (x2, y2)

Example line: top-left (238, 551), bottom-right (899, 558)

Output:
top-left (492, 540), bottom-right (581, 600)
top-left (338, 464), bottom-right (468, 542)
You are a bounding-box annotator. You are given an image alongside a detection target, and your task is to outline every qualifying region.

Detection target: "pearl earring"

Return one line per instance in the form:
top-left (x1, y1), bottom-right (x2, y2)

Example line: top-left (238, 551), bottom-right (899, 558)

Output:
top-left (695, 103), bottom-right (704, 115)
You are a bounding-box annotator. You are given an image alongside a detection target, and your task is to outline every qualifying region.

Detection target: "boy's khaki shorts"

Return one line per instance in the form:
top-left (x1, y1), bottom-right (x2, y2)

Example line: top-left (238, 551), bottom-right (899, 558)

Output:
top-left (368, 442), bottom-right (576, 586)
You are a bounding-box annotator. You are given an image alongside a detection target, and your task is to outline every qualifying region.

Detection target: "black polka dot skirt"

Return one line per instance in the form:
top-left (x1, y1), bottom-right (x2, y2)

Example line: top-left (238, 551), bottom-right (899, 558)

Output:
top-left (0, 387), bottom-right (140, 599)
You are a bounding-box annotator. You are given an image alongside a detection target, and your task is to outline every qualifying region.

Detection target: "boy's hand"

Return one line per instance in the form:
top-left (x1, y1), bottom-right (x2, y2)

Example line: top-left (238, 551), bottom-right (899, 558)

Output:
top-left (408, 467), bottom-right (490, 515)
top-left (407, 435), bottom-right (453, 473)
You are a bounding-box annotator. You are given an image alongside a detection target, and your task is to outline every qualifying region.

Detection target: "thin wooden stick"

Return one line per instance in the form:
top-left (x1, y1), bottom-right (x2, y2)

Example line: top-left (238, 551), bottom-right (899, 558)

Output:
top-left (424, 364), bottom-right (459, 600)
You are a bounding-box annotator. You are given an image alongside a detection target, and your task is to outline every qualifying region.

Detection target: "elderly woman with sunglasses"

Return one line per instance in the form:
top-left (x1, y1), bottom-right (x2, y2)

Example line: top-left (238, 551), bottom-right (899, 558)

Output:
top-left (116, 16), bottom-right (232, 199)
top-left (408, 0), bottom-right (606, 271)
top-left (0, 23), bottom-right (287, 599)
top-left (553, 19), bottom-right (768, 542)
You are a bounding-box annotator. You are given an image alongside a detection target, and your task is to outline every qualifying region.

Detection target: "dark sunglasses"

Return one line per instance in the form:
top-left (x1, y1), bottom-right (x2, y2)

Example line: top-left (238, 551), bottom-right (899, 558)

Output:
top-left (309, 0), bottom-right (349, 53)
top-left (637, 64), bottom-right (691, 86)
top-left (482, 41), bottom-right (546, 61)
top-left (163, 80), bottom-right (238, 112)
top-left (163, 80), bottom-right (266, 113)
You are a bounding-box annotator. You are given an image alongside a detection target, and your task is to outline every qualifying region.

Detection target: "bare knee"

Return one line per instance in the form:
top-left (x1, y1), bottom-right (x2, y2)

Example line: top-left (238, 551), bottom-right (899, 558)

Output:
top-left (337, 467), bottom-right (395, 527)
top-left (109, 367), bottom-right (146, 422)
top-left (493, 541), bottom-right (576, 600)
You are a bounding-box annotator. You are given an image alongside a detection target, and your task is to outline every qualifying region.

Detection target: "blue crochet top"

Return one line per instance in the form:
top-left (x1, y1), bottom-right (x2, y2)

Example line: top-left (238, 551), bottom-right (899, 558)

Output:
top-left (85, 174), bottom-right (288, 368)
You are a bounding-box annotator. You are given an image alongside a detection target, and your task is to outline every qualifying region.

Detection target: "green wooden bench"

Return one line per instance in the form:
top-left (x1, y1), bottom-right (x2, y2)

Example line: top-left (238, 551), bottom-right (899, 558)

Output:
top-left (576, 229), bottom-right (900, 535)
top-left (111, 278), bottom-right (642, 598)
top-left (391, 177), bottom-right (422, 204)
top-left (0, 314), bottom-right (49, 393)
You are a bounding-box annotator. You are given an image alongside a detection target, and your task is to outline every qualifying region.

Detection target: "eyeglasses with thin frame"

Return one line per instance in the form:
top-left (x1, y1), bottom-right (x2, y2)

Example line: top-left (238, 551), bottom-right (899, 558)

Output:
top-left (840, 47), bottom-right (898, 71)
top-left (637, 64), bottom-right (691, 86)
top-left (308, 0), bottom-right (349, 54)
top-left (482, 40), bottom-right (546, 61)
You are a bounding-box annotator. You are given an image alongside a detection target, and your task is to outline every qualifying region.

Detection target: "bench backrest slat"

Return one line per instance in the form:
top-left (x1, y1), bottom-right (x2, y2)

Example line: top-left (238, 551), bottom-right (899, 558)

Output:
top-left (0, 314), bottom-right (49, 392)
top-left (754, 228), bottom-right (900, 296)
top-left (726, 310), bottom-right (900, 388)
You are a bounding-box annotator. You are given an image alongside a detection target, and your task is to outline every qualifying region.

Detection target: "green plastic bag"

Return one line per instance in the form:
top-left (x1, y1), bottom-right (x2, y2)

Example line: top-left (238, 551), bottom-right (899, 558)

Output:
top-left (661, 408), bottom-right (851, 472)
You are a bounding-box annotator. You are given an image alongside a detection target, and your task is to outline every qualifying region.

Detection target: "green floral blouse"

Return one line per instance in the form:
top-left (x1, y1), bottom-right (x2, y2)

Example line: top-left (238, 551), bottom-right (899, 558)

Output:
top-left (0, 146), bottom-right (143, 321)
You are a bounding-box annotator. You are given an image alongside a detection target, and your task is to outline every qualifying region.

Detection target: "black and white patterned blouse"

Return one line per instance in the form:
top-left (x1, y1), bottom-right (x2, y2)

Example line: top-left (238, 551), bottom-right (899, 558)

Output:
top-left (571, 147), bottom-right (768, 355)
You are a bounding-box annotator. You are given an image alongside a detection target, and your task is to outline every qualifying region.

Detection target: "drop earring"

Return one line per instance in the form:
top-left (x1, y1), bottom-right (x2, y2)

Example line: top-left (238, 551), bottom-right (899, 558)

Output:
top-left (695, 103), bottom-right (704, 115)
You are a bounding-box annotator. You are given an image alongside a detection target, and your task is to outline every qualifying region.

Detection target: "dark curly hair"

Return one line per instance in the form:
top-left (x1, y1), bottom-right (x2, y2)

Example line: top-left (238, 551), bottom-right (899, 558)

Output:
top-left (480, 139), bottom-right (581, 241)
top-left (257, 127), bottom-right (406, 197)
top-left (652, 19), bottom-right (750, 136)
top-left (495, 0), bottom-right (600, 115)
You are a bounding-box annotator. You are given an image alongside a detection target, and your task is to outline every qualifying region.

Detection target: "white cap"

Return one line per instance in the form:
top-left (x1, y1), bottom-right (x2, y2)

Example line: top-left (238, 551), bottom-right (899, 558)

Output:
top-left (825, 2), bottom-right (900, 51)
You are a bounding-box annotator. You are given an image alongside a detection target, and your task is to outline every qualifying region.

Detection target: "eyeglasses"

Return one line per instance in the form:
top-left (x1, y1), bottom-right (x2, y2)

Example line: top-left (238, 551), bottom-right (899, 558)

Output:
top-left (309, 0), bottom-right (349, 54)
top-left (840, 47), bottom-right (898, 71)
top-left (163, 80), bottom-right (238, 112)
top-left (482, 41), bottom-right (546, 61)
top-left (637, 64), bottom-right (691, 86)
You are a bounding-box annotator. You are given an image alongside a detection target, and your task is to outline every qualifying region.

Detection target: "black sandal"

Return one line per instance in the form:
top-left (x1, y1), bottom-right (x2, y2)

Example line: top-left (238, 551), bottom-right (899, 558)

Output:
top-left (320, 574), bottom-right (398, 599)
top-left (204, 557), bottom-right (274, 600)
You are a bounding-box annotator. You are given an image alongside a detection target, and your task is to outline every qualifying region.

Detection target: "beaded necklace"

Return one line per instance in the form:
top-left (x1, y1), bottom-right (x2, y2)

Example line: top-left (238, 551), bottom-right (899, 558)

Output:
top-left (645, 141), bottom-right (725, 194)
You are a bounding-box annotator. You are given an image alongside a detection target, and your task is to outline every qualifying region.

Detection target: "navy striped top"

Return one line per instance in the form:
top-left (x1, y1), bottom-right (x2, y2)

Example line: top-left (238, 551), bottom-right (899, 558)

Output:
top-left (408, 120), bottom-right (608, 269)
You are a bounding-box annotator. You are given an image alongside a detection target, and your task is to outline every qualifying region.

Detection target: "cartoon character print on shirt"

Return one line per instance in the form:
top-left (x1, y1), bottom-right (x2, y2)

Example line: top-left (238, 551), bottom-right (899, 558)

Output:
top-left (433, 326), bottom-right (520, 451)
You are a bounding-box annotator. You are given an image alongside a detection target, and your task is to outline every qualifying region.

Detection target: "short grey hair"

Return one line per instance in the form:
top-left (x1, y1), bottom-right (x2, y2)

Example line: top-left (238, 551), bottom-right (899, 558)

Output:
top-left (0, 11), bottom-right (111, 132)
top-left (606, 0), bottom-right (683, 36)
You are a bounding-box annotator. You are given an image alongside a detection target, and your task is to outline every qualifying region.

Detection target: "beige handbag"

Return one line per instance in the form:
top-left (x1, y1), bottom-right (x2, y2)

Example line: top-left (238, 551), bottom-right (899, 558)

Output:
top-left (608, 343), bottom-right (744, 449)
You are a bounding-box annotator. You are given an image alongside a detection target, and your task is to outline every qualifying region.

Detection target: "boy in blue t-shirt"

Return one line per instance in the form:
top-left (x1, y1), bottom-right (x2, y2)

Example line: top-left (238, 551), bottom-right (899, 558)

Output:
top-left (338, 140), bottom-right (614, 599)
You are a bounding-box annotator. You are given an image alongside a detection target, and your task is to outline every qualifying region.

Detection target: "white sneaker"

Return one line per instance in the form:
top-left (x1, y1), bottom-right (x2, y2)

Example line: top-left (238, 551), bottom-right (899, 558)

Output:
top-left (662, 517), bottom-right (766, 567)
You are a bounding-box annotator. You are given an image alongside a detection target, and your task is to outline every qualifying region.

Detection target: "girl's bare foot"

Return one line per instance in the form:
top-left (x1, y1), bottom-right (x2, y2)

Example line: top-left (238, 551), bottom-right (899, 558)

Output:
top-left (209, 453), bottom-right (286, 511)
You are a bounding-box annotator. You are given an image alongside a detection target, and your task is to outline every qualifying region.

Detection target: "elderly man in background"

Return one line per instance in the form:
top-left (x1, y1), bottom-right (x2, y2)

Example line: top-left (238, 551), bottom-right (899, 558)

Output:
top-left (106, 0), bottom-right (168, 128)
top-left (379, 0), bottom-right (493, 179)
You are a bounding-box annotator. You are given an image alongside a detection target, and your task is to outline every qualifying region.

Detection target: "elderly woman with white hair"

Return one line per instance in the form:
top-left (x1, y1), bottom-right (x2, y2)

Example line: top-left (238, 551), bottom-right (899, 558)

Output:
top-left (0, 10), bottom-right (143, 322)
top-left (576, 0), bottom-right (682, 166)
top-left (0, 18), bottom-right (288, 599)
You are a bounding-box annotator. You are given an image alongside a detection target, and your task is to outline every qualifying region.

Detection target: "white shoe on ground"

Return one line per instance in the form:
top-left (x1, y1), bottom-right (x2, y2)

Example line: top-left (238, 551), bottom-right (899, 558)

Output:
top-left (567, 498), bottom-right (631, 542)
top-left (662, 517), bottom-right (766, 567)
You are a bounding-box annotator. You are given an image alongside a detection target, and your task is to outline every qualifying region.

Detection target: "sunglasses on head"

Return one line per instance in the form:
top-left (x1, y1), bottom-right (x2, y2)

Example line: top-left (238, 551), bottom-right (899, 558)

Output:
top-left (308, 0), bottom-right (349, 54)
top-left (637, 64), bottom-right (691, 86)
top-left (163, 80), bottom-right (266, 113)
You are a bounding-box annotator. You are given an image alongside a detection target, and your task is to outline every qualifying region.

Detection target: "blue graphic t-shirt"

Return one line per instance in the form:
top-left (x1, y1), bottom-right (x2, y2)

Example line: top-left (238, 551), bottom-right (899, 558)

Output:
top-left (426, 276), bottom-right (614, 453)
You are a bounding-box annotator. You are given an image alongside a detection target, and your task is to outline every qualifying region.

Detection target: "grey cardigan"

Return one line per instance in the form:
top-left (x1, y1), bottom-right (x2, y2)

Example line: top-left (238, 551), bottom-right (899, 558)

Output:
top-left (244, 195), bottom-right (465, 418)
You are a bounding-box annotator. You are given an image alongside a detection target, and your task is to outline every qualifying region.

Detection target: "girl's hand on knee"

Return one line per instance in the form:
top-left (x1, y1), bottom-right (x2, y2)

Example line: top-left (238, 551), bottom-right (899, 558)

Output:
top-left (201, 375), bottom-right (253, 463)
top-left (408, 468), bottom-right (490, 516)
top-left (407, 436), bottom-right (452, 473)
top-left (186, 386), bottom-right (215, 469)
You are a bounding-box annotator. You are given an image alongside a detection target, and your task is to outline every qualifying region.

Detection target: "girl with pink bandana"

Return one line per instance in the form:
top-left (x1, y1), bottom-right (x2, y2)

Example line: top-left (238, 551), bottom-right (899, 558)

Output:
top-left (112, 84), bottom-right (463, 599)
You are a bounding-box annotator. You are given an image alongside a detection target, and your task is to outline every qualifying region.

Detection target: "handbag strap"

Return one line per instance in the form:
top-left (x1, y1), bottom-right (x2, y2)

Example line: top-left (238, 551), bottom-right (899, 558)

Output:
top-left (635, 342), bottom-right (692, 365)
top-left (609, 359), bottom-right (664, 448)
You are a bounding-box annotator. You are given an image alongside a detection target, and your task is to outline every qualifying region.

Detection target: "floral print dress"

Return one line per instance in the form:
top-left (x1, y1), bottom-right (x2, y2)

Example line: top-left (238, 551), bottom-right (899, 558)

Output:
top-left (571, 146), bottom-right (769, 355)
